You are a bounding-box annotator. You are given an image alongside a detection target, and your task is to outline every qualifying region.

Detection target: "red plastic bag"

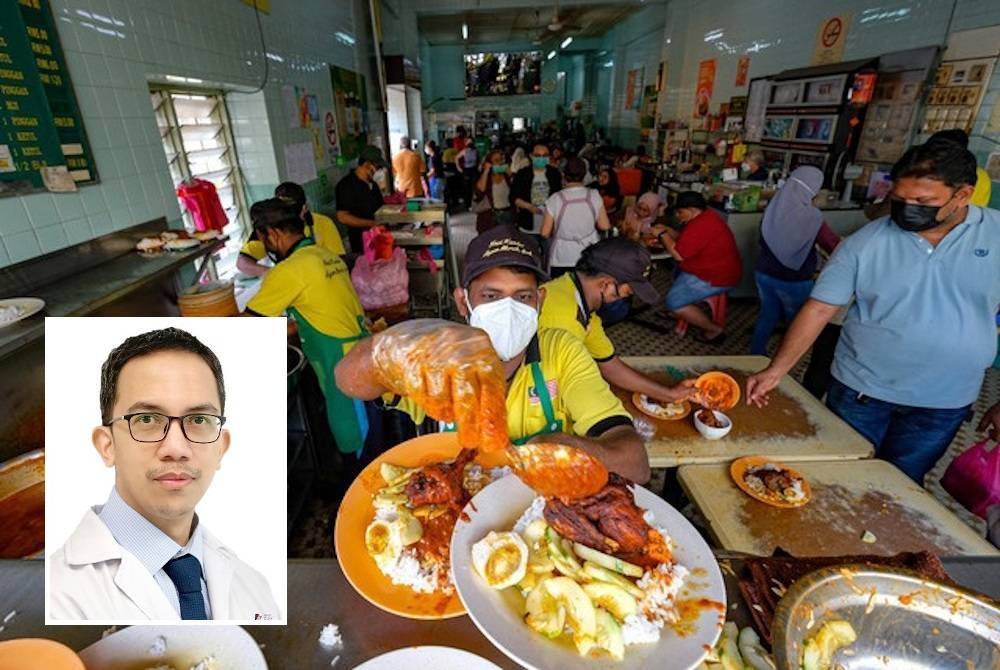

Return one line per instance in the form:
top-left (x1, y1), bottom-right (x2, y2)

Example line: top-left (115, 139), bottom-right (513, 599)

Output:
top-left (940, 440), bottom-right (1000, 519)
top-left (351, 247), bottom-right (409, 310)
top-left (362, 225), bottom-right (396, 261)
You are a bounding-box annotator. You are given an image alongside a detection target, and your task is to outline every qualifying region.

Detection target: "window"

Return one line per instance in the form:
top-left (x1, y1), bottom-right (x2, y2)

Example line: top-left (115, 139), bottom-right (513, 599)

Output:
top-left (150, 87), bottom-right (248, 278)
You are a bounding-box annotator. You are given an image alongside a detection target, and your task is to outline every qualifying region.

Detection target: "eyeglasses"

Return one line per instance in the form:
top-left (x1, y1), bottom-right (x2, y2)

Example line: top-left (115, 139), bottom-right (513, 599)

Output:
top-left (105, 413), bottom-right (226, 443)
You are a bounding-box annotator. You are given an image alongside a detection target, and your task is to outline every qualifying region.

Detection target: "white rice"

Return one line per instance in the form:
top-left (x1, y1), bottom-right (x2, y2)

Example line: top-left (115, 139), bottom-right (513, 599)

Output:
top-left (188, 657), bottom-right (215, 670)
top-left (622, 562), bottom-right (689, 646)
top-left (383, 548), bottom-right (445, 594)
top-left (513, 495), bottom-right (547, 536)
top-left (147, 635), bottom-right (167, 656)
top-left (318, 623), bottom-right (343, 648)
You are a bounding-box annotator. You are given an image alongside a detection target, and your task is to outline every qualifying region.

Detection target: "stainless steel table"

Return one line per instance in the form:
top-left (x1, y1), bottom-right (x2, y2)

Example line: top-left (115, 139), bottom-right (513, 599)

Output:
top-left (3, 556), bottom-right (997, 667)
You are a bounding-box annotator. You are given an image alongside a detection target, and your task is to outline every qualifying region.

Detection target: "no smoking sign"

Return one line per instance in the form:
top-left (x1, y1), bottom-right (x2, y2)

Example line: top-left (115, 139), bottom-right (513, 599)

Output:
top-left (822, 17), bottom-right (843, 48)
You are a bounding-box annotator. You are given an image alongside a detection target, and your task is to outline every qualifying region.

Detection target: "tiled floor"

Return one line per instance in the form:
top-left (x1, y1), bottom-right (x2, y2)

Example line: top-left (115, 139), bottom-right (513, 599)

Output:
top-left (288, 267), bottom-right (999, 557)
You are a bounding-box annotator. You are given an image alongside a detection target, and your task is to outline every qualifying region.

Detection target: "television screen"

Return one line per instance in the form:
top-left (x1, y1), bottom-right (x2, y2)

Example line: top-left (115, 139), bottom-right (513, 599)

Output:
top-left (464, 52), bottom-right (542, 97)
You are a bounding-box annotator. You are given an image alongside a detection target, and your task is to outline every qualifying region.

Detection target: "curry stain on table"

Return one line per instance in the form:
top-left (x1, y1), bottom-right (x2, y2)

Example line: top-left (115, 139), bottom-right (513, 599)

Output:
top-left (678, 459), bottom-right (999, 557)
top-left (618, 356), bottom-right (873, 467)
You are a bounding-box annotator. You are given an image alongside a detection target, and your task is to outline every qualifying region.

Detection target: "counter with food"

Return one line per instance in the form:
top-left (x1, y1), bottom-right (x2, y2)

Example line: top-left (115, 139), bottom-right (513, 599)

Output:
top-left (616, 356), bottom-right (873, 467)
top-left (2, 553), bottom-right (998, 668)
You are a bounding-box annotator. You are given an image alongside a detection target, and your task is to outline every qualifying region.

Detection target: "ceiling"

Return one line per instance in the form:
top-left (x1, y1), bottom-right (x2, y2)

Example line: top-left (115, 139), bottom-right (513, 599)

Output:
top-left (417, 4), bottom-right (642, 47)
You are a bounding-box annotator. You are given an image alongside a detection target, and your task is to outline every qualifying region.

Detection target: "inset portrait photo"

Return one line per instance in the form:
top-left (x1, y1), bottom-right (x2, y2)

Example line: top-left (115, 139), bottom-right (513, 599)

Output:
top-left (44, 317), bottom-right (287, 625)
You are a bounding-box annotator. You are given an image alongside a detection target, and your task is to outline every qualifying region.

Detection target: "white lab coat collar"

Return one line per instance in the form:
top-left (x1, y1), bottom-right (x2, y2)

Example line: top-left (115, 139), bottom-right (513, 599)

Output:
top-left (61, 509), bottom-right (238, 620)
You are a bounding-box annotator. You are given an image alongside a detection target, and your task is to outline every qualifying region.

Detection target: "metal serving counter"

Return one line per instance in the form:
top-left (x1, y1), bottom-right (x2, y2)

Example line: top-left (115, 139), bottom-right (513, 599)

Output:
top-left (2, 555), bottom-right (998, 667)
top-left (0, 217), bottom-right (223, 462)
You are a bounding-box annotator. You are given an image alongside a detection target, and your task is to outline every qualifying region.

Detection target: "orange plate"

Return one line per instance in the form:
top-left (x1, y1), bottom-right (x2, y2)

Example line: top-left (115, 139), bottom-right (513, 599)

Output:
top-left (631, 392), bottom-right (692, 421)
top-left (694, 371), bottom-right (741, 410)
top-left (730, 456), bottom-right (811, 508)
top-left (334, 433), bottom-right (508, 619)
top-left (0, 639), bottom-right (85, 670)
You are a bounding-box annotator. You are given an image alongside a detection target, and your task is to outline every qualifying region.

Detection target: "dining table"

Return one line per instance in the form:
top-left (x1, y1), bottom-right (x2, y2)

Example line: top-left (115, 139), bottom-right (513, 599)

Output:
top-left (616, 356), bottom-right (874, 467)
top-left (3, 554), bottom-right (999, 668)
top-left (679, 458), bottom-right (1000, 558)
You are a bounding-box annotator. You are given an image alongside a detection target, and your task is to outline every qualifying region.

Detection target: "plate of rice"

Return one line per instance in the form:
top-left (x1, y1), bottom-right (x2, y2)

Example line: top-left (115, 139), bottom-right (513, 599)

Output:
top-left (451, 475), bottom-right (726, 669)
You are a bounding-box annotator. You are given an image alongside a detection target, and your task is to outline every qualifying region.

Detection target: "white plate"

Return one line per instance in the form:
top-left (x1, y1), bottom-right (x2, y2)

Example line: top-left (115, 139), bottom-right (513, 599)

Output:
top-left (0, 297), bottom-right (44, 328)
top-left (354, 646), bottom-right (501, 669)
top-left (452, 476), bottom-right (726, 670)
top-left (78, 625), bottom-right (267, 670)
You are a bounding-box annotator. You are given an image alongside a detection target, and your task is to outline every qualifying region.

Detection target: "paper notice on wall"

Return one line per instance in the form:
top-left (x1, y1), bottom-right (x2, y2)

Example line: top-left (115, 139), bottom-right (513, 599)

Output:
top-left (282, 85), bottom-right (299, 129)
top-left (284, 142), bottom-right (317, 184)
top-left (0, 145), bottom-right (14, 173)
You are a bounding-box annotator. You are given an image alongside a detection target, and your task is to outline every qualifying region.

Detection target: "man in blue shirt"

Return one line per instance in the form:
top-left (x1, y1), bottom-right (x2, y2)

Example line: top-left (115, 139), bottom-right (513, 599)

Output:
top-left (747, 140), bottom-right (1000, 483)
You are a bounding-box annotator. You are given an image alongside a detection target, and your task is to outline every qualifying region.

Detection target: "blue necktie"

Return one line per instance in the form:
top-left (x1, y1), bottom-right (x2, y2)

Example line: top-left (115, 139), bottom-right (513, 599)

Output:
top-left (163, 554), bottom-right (208, 620)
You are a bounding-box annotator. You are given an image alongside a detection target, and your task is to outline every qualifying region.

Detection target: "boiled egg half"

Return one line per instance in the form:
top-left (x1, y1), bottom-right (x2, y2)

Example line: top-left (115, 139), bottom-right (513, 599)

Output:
top-left (472, 530), bottom-right (529, 589)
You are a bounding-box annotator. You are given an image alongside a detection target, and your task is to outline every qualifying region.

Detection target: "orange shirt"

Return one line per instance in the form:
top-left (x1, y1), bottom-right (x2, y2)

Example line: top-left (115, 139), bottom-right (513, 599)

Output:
top-left (392, 149), bottom-right (426, 197)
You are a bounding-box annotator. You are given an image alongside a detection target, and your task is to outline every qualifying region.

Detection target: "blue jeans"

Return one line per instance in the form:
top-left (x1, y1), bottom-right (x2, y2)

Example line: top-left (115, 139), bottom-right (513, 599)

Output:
top-left (750, 271), bottom-right (814, 355)
top-left (665, 270), bottom-right (728, 311)
top-left (428, 176), bottom-right (443, 200)
top-left (825, 377), bottom-right (972, 483)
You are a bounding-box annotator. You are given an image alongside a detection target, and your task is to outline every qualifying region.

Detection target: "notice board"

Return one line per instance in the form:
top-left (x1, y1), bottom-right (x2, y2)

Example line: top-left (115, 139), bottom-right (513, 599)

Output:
top-left (0, 0), bottom-right (97, 197)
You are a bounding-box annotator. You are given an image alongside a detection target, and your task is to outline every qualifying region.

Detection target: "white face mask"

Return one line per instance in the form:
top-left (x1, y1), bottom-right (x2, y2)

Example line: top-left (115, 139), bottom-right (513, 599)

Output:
top-left (373, 168), bottom-right (387, 182)
top-left (466, 292), bottom-right (538, 361)
top-left (741, 162), bottom-right (751, 171)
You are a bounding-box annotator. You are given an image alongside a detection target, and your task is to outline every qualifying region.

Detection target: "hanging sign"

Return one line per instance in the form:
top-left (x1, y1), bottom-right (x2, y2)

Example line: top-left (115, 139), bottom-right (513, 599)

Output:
top-left (812, 14), bottom-right (851, 65)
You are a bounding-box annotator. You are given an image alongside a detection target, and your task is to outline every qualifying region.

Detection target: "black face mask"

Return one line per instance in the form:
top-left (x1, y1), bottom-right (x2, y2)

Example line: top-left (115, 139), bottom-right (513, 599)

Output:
top-left (890, 194), bottom-right (954, 233)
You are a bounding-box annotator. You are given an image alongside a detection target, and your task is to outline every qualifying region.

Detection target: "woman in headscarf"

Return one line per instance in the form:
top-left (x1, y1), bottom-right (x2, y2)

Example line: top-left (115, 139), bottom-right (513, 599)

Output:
top-left (621, 191), bottom-right (665, 242)
top-left (749, 166), bottom-right (841, 355)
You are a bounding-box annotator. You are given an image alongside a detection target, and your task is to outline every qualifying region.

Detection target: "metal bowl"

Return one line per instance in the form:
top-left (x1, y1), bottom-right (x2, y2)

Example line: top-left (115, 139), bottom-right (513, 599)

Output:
top-left (773, 564), bottom-right (1000, 669)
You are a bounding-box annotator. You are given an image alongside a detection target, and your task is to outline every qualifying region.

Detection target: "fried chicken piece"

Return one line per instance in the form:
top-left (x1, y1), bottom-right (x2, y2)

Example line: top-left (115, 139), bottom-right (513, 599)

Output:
top-left (405, 448), bottom-right (477, 508)
top-left (544, 498), bottom-right (617, 552)
top-left (542, 473), bottom-right (676, 568)
top-left (758, 468), bottom-right (795, 494)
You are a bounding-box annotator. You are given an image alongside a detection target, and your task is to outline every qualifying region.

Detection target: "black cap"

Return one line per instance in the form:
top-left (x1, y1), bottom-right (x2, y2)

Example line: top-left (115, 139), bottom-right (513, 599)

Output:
top-left (581, 238), bottom-right (659, 305)
top-left (462, 224), bottom-right (549, 286)
top-left (674, 191), bottom-right (707, 210)
top-left (358, 145), bottom-right (387, 167)
top-left (250, 197), bottom-right (301, 230)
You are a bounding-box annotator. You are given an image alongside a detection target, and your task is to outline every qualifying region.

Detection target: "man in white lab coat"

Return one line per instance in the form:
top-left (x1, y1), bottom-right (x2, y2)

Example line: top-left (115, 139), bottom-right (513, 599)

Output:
top-left (49, 327), bottom-right (280, 622)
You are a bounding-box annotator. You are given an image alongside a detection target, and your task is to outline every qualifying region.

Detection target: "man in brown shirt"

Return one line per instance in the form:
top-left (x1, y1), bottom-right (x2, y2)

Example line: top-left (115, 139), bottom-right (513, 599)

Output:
top-left (391, 136), bottom-right (425, 197)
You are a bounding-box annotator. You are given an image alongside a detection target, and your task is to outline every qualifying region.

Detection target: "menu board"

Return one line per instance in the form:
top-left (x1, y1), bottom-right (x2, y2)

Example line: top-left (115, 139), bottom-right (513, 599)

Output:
top-left (0, 0), bottom-right (96, 196)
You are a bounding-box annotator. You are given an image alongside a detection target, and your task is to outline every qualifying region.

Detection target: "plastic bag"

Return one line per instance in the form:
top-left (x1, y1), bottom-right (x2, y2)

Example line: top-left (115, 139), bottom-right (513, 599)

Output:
top-left (362, 225), bottom-right (396, 262)
top-left (351, 247), bottom-right (409, 310)
top-left (940, 440), bottom-right (1000, 519)
top-left (370, 318), bottom-right (508, 453)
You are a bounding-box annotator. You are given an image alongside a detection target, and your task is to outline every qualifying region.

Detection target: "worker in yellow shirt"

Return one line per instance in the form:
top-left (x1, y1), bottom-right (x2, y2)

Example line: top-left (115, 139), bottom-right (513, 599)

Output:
top-left (539, 237), bottom-right (695, 404)
top-left (243, 198), bottom-right (369, 455)
top-left (237, 182), bottom-right (346, 277)
top-left (335, 225), bottom-right (649, 483)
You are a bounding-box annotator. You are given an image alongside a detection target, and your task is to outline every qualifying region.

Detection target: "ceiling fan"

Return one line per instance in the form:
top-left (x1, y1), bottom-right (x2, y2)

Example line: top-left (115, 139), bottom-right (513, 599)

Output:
top-left (546, 0), bottom-right (581, 32)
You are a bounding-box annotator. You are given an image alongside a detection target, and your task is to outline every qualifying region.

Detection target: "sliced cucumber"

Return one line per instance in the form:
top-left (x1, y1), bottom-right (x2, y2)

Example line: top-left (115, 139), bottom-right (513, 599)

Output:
top-left (581, 562), bottom-right (645, 600)
top-left (572, 542), bottom-right (644, 578)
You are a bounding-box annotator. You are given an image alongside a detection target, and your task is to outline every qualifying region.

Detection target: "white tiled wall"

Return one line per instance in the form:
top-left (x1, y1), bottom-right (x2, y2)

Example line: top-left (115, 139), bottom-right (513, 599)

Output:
top-left (602, 3), bottom-right (667, 148)
top-left (0, 0), bottom-right (377, 268)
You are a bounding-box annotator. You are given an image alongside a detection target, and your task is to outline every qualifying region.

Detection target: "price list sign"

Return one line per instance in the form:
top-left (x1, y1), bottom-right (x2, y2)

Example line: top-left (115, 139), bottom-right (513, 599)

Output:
top-left (18, 0), bottom-right (95, 182)
top-left (0, 0), bottom-right (97, 196)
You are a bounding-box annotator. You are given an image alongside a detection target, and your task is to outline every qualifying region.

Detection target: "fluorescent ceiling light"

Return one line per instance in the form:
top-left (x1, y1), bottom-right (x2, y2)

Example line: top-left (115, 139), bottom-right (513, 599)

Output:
top-left (334, 31), bottom-right (356, 45)
top-left (561, 36), bottom-right (573, 48)
top-left (462, 22), bottom-right (468, 40)
top-left (547, 50), bottom-right (556, 60)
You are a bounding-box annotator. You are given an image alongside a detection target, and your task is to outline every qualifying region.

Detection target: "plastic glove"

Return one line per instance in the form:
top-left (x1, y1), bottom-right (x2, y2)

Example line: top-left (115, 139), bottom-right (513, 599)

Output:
top-left (370, 319), bottom-right (508, 452)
